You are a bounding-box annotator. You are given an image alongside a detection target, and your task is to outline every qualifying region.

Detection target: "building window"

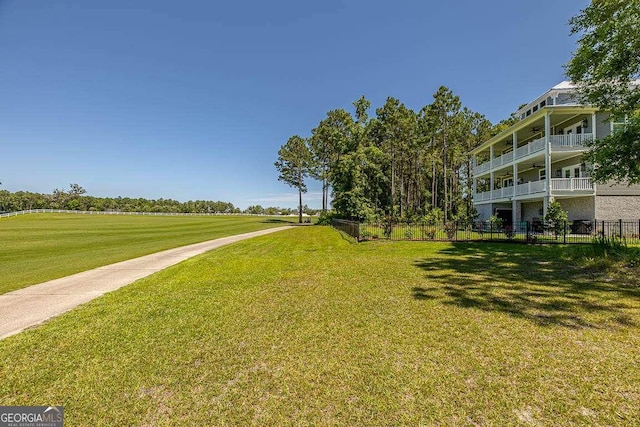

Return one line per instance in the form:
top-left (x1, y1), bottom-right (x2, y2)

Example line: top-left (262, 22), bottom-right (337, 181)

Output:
top-left (539, 168), bottom-right (546, 180)
top-left (611, 114), bottom-right (628, 133)
top-left (562, 164), bottom-right (585, 178)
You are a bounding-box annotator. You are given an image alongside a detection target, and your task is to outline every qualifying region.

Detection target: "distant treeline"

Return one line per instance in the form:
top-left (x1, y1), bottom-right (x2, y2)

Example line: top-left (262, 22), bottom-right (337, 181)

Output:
top-left (0, 184), bottom-right (313, 215)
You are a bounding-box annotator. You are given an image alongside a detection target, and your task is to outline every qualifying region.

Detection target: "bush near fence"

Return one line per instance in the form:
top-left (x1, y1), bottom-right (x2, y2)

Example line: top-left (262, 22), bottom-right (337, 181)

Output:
top-left (333, 218), bottom-right (640, 245)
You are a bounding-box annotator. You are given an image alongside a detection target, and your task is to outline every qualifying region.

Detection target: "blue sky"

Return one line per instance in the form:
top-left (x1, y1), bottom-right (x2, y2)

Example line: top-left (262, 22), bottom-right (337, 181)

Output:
top-left (0, 0), bottom-right (589, 209)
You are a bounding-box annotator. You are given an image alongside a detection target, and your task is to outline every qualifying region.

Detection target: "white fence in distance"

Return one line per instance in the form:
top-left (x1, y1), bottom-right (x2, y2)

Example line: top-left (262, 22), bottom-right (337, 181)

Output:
top-left (0, 209), bottom-right (295, 219)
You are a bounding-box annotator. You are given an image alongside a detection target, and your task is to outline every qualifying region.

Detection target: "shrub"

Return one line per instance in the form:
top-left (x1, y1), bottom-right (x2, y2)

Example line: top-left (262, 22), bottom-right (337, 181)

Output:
top-left (423, 208), bottom-right (444, 226)
top-left (488, 215), bottom-right (503, 231)
top-left (544, 201), bottom-right (569, 238)
top-left (444, 222), bottom-right (457, 240)
top-left (315, 211), bottom-right (336, 225)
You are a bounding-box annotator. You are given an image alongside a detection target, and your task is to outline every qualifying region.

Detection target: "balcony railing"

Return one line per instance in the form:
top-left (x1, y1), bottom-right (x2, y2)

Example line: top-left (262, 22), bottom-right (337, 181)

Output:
top-left (491, 187), bottom-right (513, 200)
top-left (515, 137), bottom-right (546, 159)
top-left (474, 178), bottom-right (595, 202)
top-left (491, 151), bottom-right (514, 169)
top-left (516, 180), bottom-right (546, 196)
top-left (473, 133), bottom-right (594, 175)
top-left (549, 133), bottom-right (593, 149)
top-left (550, 177), bottom-right (594, 191)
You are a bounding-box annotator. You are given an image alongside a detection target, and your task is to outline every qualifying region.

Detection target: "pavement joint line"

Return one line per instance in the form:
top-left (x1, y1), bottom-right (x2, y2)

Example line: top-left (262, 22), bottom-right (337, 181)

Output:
top-left (0, 225), bottom-right (294, 340)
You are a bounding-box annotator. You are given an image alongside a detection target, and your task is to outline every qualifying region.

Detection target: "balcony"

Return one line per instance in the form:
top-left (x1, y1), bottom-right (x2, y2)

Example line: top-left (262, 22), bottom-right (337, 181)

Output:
top-left (550, 177), bottom-right (594, 192)
top-left (549, 133), bottom-right (593, 149)
top-left (516, 180), bottom-right (546, 196)
top-left (473, 178), bottom-right (593, 203)
top-left (473, 133), bottom-right (593, 176)
top-left (515, 137), bottom-right (545, 159)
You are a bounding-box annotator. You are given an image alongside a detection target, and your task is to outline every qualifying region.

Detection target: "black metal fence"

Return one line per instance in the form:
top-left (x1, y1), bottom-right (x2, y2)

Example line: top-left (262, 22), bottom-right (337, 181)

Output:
top-left (332, 218), bottom-right (640, 245)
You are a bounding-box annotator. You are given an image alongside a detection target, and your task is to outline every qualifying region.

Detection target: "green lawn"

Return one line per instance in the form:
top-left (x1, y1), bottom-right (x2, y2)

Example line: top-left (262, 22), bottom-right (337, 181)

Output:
top-left (0, 214), bottom-right (294, 294)
top-left (0, 226), bottom-right (638, 425)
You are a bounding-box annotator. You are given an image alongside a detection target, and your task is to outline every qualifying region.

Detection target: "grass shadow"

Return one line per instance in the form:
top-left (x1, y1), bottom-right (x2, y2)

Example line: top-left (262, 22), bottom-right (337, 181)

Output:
top-left (261, 218), bottom-right (294, 224)
top-left (413, 242), bottom-right (640, 329)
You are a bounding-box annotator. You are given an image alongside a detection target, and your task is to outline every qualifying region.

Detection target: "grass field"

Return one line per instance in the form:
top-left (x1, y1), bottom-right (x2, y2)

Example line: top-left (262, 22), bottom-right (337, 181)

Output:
top-left (0, 214), bottom-right (294, 294)
top-left (0, 226), bottom-right (638, 425)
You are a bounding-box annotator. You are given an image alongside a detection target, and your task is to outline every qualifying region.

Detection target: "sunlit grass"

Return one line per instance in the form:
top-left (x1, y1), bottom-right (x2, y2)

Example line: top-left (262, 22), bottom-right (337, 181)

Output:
top-left (0, 227), bottom-right (638, 425)
top-left (0, 214), bottom-right (294, 294)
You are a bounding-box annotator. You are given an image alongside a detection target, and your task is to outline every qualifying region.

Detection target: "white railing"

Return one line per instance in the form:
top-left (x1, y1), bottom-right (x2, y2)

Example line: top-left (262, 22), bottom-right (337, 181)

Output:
top-left (473, 191), bottom-right (492, 203)
top-left (473, 161), bottom-right (492, 175)
top-left (475, 137), bottom-right (546, 174)
top-left (475, 133), bottom-right (594, 175)
top-left (550, 178), bottom-right (594, 191)
top-left (550, 133), bottom-right (593, 149)
top-left (491, 151), bottom-right (514, 169)
top-left (475, 177), bottom-right (595, 202)
top-left (473, 187), bottom-right (514, 203)
top-left (514, 137), bottom-right (546, 160)
top-left (491, 189), bottom-right (505, 199)
top-left (515, 180), bottom-right (546, 196)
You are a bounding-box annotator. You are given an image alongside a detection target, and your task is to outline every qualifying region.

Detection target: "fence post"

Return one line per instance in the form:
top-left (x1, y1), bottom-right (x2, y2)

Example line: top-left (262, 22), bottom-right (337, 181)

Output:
top-left (490, 221), bottom-right (493, 241)
top-left (563, 221), bottom-right (566, 244)
top-left (619, 219), bottom-right (623, 238)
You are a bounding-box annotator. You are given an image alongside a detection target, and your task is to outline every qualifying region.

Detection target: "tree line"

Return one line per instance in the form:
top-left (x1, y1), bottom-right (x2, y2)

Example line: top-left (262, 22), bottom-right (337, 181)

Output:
top-left (0, 184), bottom-right (240, 214)
top-left (0, 184), bottom-right (321, 216)
top-left (0, 184), bottom-right (320, 216)
top-left (276, 87), bottom-right (506, 223)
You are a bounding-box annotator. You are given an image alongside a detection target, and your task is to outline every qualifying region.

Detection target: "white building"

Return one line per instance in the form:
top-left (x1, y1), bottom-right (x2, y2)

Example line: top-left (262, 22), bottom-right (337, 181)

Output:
top-left (471, 81), bottom-right (640, 228)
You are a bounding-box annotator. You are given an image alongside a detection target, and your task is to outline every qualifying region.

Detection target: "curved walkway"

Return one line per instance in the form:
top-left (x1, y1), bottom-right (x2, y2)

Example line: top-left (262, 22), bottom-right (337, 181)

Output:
top-left (0, 226), bottom-right (293, 340)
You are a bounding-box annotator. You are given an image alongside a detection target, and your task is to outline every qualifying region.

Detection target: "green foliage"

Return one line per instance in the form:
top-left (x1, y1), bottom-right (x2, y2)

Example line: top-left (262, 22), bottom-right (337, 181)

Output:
top-left (315, 210), bottom-right (336, 225)
top-left (544, 201), bottom-right (569, 237)
top-left (382, 216), bottom-right (394, 238)
top-left (488, 214), bottom-right (503, 230)
top-left (567, 234), bottom-right (639, 272)
top-left (444, 222), bottom-right (457, 240)
top-left (292, 89), bottom-right (491, 223)
top-left (309, 109), bottom-right (355, 211)
top-left (0, 188), bottom-right (239, 214)
top-left (423, 208), bottom-right (444, 226)
top-left (423, 226), bottom-right (437, 240)
top-left (566, 0), bottom-right (640, 183)
top-left (275, 135), bottom-right (312, 223)
top-left (566, 0), bottom-right (640, 115)
top-left (583, 115), bottom-right (640, 184)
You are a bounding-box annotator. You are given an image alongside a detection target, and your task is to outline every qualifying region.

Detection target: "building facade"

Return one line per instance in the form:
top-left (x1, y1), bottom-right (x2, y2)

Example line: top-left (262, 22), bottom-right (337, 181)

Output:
top-left (471, 81), bottom-right (640, 228)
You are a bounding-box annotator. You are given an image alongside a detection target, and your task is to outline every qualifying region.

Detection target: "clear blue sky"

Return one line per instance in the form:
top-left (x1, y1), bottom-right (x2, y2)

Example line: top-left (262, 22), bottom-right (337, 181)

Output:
top-left (0, 0), bottom-right (589, 209)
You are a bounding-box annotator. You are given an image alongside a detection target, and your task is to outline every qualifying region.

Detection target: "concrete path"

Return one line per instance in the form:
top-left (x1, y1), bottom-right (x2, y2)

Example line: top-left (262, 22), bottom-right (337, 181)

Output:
top-left (0, 226), bottom-right (293, 340)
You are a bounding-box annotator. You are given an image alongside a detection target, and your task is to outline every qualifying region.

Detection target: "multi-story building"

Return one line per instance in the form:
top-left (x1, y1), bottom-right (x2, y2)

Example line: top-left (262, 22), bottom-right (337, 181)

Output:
top-left (471, 81), bottom-right (640, 228)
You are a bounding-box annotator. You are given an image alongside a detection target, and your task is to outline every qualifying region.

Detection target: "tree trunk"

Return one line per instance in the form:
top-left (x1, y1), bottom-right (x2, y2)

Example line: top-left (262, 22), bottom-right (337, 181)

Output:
top-left (298, 188), bottom-right (303, 223)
